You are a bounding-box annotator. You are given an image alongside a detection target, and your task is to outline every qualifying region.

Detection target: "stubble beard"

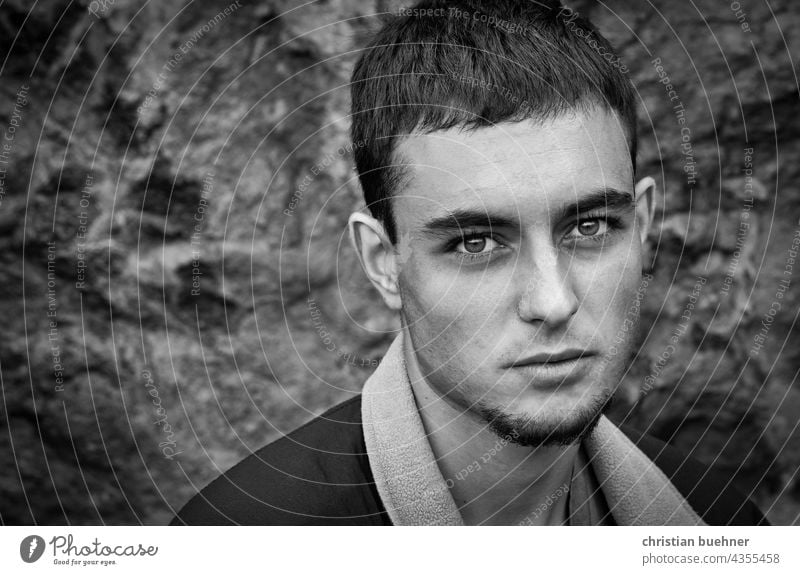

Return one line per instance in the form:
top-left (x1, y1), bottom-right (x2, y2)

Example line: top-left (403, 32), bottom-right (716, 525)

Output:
top-left (477, 388), bottom-right (615, 448)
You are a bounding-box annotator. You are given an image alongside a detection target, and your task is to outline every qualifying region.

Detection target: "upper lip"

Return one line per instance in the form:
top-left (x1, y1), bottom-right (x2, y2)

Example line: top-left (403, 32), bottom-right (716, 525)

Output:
top-left (509, 348), bottom-right (593, 367)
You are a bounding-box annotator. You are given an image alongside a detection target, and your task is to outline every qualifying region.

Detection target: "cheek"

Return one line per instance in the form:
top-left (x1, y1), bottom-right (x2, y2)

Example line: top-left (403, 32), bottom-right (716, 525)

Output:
top-left (571, 243), bottom-right (643, 333)
top-left (399, 259), bottom-right (505, 349)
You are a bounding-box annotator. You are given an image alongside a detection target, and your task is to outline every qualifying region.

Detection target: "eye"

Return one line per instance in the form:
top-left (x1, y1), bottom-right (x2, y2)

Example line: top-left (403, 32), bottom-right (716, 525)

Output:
top-left (567, 218), bottom-right (609, 238)
top-left (455, 235), bottom-right (502, 255)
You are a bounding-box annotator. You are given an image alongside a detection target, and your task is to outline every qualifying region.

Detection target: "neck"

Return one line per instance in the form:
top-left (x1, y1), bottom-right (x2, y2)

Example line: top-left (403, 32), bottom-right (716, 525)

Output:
top-left (403, 330), bottom-right (578, 526)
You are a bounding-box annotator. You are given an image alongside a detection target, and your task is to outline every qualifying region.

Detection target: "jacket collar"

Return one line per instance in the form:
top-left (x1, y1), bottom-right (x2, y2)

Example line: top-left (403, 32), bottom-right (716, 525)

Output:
top-left (361, 333), bottom-right (706, 526)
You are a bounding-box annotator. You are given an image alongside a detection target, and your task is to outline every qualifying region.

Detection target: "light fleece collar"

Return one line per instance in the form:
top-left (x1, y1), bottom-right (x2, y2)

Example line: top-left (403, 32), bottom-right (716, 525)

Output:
top-left (361, 333), bottom-right (706, 526)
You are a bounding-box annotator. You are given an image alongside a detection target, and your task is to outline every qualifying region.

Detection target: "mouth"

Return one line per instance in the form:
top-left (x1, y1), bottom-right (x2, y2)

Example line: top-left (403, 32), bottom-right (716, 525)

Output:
top-left (506, 349), bottom-right (595, 387)
top-left (509, 349), bottom-right (595, 367)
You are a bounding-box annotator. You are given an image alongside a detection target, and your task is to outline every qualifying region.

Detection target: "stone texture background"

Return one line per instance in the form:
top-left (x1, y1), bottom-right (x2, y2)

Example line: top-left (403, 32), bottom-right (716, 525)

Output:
top-left (0, 0), bottom-right (797, 525)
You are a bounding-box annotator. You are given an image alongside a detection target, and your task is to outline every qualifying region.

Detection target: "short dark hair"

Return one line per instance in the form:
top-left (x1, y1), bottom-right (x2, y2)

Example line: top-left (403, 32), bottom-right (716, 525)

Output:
top-left (350, 0), bottom-right (637, 243)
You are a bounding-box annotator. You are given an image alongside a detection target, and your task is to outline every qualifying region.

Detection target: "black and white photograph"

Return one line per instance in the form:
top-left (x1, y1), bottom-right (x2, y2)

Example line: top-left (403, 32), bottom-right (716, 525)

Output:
top-left (1, 0), bottom-right (799, 556)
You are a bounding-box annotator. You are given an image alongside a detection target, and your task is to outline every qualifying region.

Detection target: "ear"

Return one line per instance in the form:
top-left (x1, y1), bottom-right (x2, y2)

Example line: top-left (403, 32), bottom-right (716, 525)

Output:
top-left (348, 212), bottom-right (402, 311)
top-left (633, 176), bottom-right (656, 244)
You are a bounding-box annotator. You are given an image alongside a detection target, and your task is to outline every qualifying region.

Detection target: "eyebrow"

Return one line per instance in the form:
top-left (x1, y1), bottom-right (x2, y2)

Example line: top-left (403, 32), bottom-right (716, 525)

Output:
top-left (420, 210), bottom-right (518, 237)
top-left (556, 188), bottom-right (634, 222)
top-left (419, 188), bottom-right (634, 237)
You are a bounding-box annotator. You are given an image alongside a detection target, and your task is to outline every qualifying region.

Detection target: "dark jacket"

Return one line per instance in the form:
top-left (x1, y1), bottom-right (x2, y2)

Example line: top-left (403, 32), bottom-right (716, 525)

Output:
top-left (171, 396), bottom-right (767, 526)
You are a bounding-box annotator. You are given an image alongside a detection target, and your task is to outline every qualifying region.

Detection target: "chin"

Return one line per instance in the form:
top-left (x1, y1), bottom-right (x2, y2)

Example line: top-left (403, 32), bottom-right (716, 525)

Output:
top-left (477, 389), bottom-right (614, 448)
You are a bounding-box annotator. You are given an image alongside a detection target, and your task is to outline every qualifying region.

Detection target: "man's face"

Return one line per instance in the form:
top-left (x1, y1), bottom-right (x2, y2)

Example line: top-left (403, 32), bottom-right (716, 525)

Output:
top-left (391, 107), bottom-right (649, 446)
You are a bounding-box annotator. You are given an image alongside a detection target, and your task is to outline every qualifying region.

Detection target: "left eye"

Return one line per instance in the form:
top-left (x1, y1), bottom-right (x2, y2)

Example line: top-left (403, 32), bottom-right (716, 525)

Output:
top-left (568, 218), bottom-right (609, 238)
top-left (456, 235), bottom-right (502, 254)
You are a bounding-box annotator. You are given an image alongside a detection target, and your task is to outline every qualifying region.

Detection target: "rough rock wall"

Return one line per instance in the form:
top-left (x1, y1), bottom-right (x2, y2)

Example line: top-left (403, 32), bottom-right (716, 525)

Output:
top-left (0, 0), bottom-right (797, 524)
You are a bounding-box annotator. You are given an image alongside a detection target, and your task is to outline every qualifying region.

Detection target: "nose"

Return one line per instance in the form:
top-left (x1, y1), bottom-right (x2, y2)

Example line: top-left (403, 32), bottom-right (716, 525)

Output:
top-left (515, 244), bottom-right (579, 326)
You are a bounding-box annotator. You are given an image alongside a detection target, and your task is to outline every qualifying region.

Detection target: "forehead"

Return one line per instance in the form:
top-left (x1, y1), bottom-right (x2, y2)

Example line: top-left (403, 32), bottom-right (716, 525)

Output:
top-left (392, 108), bottom-right (633, 224)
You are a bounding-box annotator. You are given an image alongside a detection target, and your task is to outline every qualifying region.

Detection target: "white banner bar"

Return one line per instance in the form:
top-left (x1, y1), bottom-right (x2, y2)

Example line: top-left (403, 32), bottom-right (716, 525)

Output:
top-left (1, 526), bottom-right (798, 574)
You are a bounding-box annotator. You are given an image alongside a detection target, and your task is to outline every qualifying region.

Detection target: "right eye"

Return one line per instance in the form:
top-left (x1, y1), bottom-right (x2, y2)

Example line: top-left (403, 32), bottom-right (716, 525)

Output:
top-left (455, 235), bottom-right (503, 255)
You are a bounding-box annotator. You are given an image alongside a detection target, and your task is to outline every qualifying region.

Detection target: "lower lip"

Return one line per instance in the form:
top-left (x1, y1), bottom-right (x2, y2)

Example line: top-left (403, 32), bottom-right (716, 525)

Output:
top-left (509, 357), bottom-right (593, 388)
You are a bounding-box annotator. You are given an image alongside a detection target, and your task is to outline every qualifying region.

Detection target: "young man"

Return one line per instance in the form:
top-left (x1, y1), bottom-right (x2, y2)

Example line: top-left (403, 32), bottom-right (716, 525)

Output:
top-left (172, 0), bottom-right (766, 525)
